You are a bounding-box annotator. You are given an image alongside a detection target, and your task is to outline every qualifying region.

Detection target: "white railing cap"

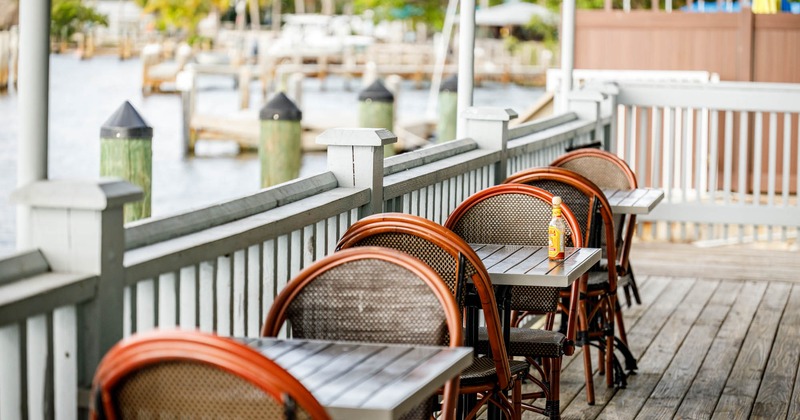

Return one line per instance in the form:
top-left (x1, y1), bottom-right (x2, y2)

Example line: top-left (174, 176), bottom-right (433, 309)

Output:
top-left (316, 128), bottom-right (397, 146)
top-left (462, 107), bottom-right (518, 121)
top-left (12, 178), bottom-right (143, 210)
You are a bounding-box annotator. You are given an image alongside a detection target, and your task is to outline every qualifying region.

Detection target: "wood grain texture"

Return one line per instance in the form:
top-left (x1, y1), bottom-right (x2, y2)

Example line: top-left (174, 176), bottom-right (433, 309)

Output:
top-left (674, 281), bottom-right (768, 420)
top-left (635, 282), bottom-right (741, 419)
top-left (711, 282), bottom-right (791, 420)
top-left (750, 284), bottom-right (800, 419)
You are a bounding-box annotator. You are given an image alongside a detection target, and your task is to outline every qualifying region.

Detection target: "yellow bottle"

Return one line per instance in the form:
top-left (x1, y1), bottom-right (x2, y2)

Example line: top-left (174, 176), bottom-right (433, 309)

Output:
top-left (548, 196), bottom-right (566, 261)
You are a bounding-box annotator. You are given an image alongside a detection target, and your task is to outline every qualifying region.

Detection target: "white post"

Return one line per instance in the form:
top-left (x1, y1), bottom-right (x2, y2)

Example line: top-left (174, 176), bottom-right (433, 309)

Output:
top-left (12, 179), bottom-right (142, 389)
top-left (16, 0), bottom-right (51, 250)
top-left (456, 0), bottom-right (476, 140)
top-left (316, 128), bottom-right (397, 216)
top-left (568, 90), bottom-right (605, 145)
top-left (462, 107), bottom-right (517, 184)
top-left (559, 0), bottom-right (576, 113)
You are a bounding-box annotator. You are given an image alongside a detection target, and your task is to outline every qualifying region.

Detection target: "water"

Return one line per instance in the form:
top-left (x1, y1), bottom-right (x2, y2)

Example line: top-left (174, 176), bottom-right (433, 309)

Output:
top-left (0, 53), bottom-right (544, 256)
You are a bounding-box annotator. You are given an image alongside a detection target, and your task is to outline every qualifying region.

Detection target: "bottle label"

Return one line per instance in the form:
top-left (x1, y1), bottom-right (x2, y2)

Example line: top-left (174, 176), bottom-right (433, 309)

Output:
top-left (548, 225), bottom-right (565, 260)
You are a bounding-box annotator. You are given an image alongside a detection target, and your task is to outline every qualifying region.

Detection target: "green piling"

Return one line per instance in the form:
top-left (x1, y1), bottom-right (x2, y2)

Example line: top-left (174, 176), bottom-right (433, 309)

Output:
top-left (358, 79), bottom-right (395, 157)
top-left (437, 74), bottom-right (458, 143)
top-left (259, 92), bottom-right (302, 188)
top-left (100, 101), bottom-right (153, 223)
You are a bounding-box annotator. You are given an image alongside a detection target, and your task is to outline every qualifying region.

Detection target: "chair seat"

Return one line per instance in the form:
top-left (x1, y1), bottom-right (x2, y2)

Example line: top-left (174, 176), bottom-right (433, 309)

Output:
top-left (460, 356), bottom-right (530, 387)
top-left (475, 327), bottom-right (566, 358)
top-left (587, 271), bottom-right (611, 290)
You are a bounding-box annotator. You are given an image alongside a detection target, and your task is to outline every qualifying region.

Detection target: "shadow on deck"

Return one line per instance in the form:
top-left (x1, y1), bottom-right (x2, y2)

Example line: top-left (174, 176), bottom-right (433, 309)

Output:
top-left (532, 243), bottom-right (800, 419)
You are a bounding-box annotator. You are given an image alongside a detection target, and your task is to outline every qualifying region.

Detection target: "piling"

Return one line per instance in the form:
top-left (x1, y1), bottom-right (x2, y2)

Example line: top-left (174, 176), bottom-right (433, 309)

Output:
top-left (437, 74), bottom-right (458, 143)
top-left (100, 101), bottom-right (153, 222)
top-left (259, 92), bottom-right (302, 188)
top-left (0, 30), bottom-right (8, 91)
top-left (358, 79), bottom-right (395, 157)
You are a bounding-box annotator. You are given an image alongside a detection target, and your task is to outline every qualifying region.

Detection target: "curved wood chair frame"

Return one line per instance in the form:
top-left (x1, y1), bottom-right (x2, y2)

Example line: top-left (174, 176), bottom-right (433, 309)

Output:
top-left (551, 148), bottom-right (641, 306)
top-left (91, 330), bottom-right (330, 420)
top-left (262, 246), bottom-right (463, 420)
top-left (336, 214), bottom-right (523, 420)
top-left (504, 167), bottom-right (623, 396)
top-left (443, 184), bottom-right (585, 418)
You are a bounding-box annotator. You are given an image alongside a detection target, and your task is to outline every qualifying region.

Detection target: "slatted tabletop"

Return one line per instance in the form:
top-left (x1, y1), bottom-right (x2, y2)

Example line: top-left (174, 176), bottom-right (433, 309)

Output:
top-left (470, 244), bottom-right (601, 288)
top-left (603, 188), bottom-right (664, 215)
top-left (240, 337), bottom-right (473, 420)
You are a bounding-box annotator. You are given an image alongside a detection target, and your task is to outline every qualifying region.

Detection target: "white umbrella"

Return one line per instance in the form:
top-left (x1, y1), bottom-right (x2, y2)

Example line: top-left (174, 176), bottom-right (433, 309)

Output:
top-left (474, 1), bottom-right (557, 26)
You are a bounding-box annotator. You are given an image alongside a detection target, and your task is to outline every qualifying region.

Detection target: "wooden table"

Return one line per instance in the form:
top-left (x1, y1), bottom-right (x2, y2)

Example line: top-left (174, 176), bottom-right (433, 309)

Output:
top-left (240, 337), bottom-right (473, 420)
top-left (603, 188), bottom-right (664, 215)
top-left (470, 244), bottom-right (602, 288)
top-left (466, 243), bottom-right (601, 346)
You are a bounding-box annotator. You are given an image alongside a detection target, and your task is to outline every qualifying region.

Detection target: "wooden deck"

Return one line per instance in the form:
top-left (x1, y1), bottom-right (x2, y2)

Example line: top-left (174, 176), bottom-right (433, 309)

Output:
top-left (522, 244), bottom-right (800, 419)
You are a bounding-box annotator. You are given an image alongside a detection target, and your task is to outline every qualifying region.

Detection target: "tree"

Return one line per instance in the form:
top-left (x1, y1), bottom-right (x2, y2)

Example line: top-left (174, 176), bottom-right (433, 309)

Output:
top-left (50, 0), bottom-right (108, 44)
top-left (135, 0), bottom-right (230, 35)
top-left (353, 0), bottom-right (446, 29)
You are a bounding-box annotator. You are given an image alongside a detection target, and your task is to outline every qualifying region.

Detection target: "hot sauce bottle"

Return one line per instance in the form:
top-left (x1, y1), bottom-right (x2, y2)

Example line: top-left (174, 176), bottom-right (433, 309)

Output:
top-left (548, 196), bottom-right (566, 261)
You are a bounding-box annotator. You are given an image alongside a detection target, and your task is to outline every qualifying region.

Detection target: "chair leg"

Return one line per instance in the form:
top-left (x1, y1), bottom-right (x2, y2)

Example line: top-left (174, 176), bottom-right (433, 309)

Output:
top-left (578, 296), bottom-right (595, 405)
top-left (628, 264), bottom-right (642, 305)
top-left (514, 376), bottom-right (522, 420)
top-left (605, 298), bottom-right (615, 388)
top-left (546, 357), bottom-right (561, 420)
top-left (614, 298), bottom-right (629, 346)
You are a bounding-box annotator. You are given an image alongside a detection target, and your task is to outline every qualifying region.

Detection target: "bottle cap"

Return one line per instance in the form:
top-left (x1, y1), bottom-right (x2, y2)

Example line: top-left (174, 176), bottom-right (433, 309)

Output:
top-left (553, 196), bottom-right (562, 206)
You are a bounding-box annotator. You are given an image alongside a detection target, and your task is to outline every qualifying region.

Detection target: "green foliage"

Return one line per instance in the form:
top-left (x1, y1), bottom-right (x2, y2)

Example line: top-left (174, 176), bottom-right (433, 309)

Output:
top-left (51, 0), bottom-right (108, 41)
top-left (353, 0), bottom-right (445, 29)
top-left (135, 0), bottom-right (229, 35)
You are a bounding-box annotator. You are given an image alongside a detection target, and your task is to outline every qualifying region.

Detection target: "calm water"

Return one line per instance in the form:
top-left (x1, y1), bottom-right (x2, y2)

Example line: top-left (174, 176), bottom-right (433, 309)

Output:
top-left (0, 54), bottom-right (544, 256)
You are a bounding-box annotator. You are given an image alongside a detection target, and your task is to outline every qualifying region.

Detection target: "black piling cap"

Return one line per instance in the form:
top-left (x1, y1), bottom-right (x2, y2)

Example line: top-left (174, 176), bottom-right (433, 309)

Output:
top-left (440, 75), bottom-right (458, 93)
top-left (358, 80), bottom-right (394, 103)
top-left (260, 92), bottom-right (302, 121)
top-left (100, 101), bottom-right (153, 139)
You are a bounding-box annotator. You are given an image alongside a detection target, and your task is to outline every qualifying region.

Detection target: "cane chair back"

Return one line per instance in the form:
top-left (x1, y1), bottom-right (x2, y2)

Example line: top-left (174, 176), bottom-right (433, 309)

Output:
top-left (336, 213), bottom-right (513, 389)
top-left (91, 330), bottom-right (329, 420)
top-left (508, 166), bottom-right (632, 392)
top-left (444, 184), bottom-right (583, 315)
top-left (262, 247), bottom-right (462, 420)
top-left (551, 149), bottom-right (640, 305)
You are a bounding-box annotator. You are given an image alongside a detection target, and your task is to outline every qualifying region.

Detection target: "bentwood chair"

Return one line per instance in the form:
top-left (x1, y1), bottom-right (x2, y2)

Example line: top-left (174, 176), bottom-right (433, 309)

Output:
top-left (444, 184), bottom-right (584, 418)
top-left (504, 167), bottom-right (635, 393)
top-left (91, 330), bottom-right (330, 420)
top-left (262, 247), bottom-right (463, 420)
top-left (336, 213), bottom-right (528, 420)
top-left (551, 148), bottom-right (641, 307)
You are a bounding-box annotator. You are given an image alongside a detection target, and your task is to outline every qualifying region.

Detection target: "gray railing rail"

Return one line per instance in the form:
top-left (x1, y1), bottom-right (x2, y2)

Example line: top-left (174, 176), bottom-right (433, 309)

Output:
top-left (0, 91), bottom-right (610, 418)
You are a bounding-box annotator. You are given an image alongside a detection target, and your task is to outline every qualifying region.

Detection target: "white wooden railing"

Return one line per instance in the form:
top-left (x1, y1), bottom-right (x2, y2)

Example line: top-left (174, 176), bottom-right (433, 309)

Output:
top-left (0, 251), bottom-right (95, 420)
top-left (613, 81), bottom-right (800, 243)
top-left (0, 92), bottom-right (611, 419)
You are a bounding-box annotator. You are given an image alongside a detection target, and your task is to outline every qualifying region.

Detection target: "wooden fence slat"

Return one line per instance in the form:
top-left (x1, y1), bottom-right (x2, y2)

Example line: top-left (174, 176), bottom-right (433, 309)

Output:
top-left (0, 323), bottom-right (22, 420)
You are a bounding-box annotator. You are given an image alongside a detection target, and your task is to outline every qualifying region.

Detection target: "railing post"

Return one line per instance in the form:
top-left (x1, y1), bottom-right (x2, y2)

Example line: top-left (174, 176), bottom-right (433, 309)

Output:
top-left (317, 128), bottom-right (397, 217)
top-left (462, 107), bottom-right (517, 184)
top-left (584, 81), bottom-right (620, 152)
top-left (12, 179), bottom-right (142, 391)
top-left (568, 90), bottom-right (606, 145)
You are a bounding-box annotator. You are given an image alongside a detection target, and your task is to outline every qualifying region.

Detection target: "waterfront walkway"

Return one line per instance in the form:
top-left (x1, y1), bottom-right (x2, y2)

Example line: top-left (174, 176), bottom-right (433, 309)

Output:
top-left (543, 245), bottom-right (800, 420)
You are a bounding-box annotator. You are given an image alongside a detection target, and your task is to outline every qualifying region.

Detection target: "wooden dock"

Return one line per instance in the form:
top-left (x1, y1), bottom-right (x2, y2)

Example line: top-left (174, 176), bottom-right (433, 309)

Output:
top-left (520, 243), bottom-right (800, 419)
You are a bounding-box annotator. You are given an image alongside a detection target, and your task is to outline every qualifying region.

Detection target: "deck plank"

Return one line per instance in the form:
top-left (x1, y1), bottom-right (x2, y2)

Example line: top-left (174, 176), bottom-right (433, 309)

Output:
top-left (633, 281), bottom-right (741, 419)
top-left (553, 275), bottom-right (668, 413)
top-left (711, 282), bottom-right (792, 420)
top-left (597, 279), bottom-right (718, 420)
top-left (674, 281), bottom-right (768, 420)
top-left (750, 283), bottom-right (800, 419)
top-left (520, 263), bottom-right (800, 420)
